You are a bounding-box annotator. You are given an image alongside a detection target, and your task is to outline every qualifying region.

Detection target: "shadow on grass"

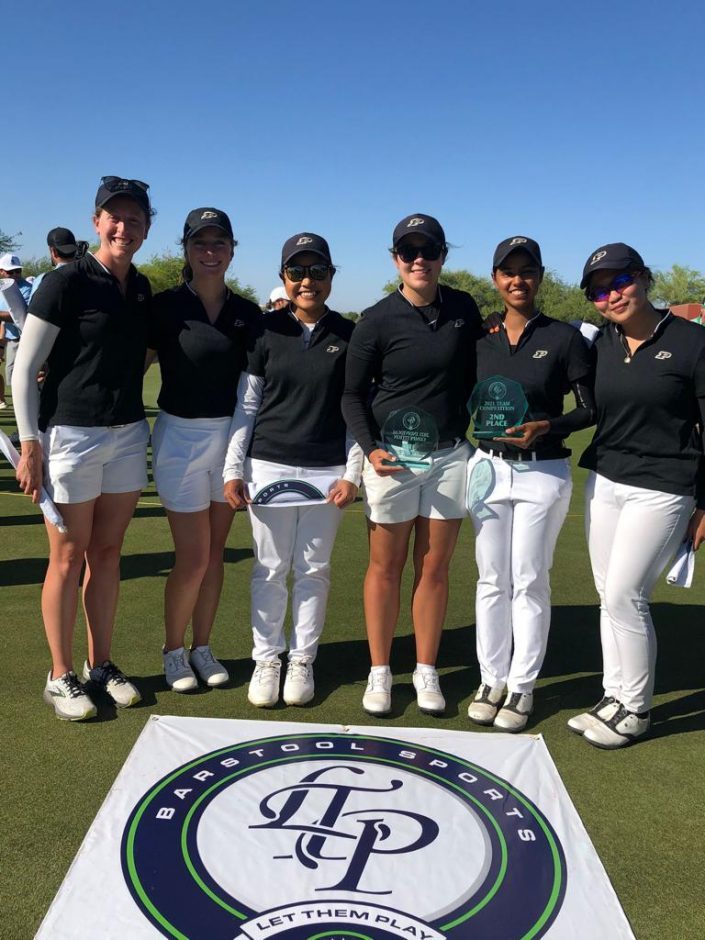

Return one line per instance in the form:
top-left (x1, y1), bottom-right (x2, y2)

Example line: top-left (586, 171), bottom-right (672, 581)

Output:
top-left (311, 601), bottom-right (705, 728)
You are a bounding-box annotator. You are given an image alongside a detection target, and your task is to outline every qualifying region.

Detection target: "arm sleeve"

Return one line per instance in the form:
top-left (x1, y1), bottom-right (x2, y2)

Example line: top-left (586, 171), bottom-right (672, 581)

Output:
top-left (341, 316), bottom-right (383, 457)
top-left (223, 372), bottom-right (264, 482)
top-left (548, 330), bottom-right (596, 437)
top-left (343, 433), bottom-right (364, 485)
top-left (12, 314), bottom-right (61, 440)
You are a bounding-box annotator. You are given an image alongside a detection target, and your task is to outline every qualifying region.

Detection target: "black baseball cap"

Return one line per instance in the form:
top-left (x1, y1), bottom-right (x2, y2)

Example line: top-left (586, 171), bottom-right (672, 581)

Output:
top-left (281, 233), bottom-right (332, 268)
top-left (580, 243), bottom-right (645, 289)
top-left (392, 214), bottom-right (446, 248)
top-left (95, 176), bottom-right (151, 216)
top-left (183, 208), bottom-right (234, 241)
top-left (493, 235), bottom-right (543, 270)
top-left (46, 227), bottom-right (78, 256)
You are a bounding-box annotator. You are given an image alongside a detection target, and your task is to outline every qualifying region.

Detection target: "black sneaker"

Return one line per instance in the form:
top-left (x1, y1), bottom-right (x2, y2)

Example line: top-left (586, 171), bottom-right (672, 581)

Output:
top-left (82, 660), bottom-right (141, 708)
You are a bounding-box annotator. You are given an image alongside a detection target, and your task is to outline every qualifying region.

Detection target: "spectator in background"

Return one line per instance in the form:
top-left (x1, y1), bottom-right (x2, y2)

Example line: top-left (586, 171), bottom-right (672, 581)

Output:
top-left (0, 254), bottom-right (32, 409)
top-left (29, 228), bottom-right (87, 298)
top-left (266, 286), bottom-right (289, 312)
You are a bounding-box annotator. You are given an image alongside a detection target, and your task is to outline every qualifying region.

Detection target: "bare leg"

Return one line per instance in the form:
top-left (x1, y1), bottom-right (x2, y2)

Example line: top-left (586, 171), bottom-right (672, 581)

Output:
top-left (83, 490), bottom-right (140, 666)
top-left (363, 519), bottom-right (414, 665)
top-left (43, 501), bottom-right (96, 677)
top-left (163, 508), bottom-right (211, 651)
top-left (192, 502), bottom-right (236, 647)
top-left (410, 517), bottom-right (462, 665)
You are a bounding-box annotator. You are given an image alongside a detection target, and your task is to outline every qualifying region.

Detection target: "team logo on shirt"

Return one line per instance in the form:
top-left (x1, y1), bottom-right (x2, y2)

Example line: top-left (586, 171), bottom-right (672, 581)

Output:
top-left (406, 217), bottom-right (426, 227)
top-left (233, 320), bottom-right (246, 328)
top-left (121, 732), bottom-right (567, 939)
top-left (296, 236), bottom-right (313, 246)
top-left (590, 250), bottom-right (607, 265)
top-left (326, 345), bottom-right (340, 353)
top-left (137, 294), bottom-right (145, 302)
top-left (532, 350), bottom-right (548, 359)
top-left (454, 319), bottom-right (464, 328)
top-left (654, 350), bottom-right (672, 360)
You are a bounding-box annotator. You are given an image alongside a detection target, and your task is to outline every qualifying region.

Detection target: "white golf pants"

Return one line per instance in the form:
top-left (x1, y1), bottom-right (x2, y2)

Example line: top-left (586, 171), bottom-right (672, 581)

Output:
top-left (585, 471), bottom-right (693, 712)
top-left (468, 451), bottom-right (572, 693)
top-left (249, 501), bottom-right (343, 662)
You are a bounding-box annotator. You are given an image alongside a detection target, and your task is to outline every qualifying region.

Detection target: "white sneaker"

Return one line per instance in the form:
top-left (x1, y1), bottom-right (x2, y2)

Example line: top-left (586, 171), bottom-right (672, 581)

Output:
top-left (362, 668), bottom-right (392, 716)
top-left (43, 671), bottom-right (97, 721)
top-left (583, 704), bottom-right (650, 749)
top-left (190, 646), bottom-right (229, 687)
top-left (412, 668), bottom-right (445, 715)
top-left (0, 400), bottom-right (7, 410)
top-left (467, 683), bottom-right (505, 725)
top-left (567, 696), bottom-right (619, 735)
top-left (82, 659), bottom-right (141, 707)
top-left (283, 657), bottom-right (315, 706)
top-left (248, 659), bottom-right (282, 708)
top-left (163, 647), bottom-right (198, 692)
top-left (494, 691), bottom-right (534, 732)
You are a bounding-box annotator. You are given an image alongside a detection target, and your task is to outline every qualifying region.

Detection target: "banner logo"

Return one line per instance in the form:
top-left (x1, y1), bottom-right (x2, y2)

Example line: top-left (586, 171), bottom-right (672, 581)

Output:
top-left (121, 733), bottom-right (567, 939)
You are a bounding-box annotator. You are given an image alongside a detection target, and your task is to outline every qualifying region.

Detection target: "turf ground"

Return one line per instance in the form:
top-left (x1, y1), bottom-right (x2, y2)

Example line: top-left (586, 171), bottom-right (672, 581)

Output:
top-left (2, 367), bottom-right (704, 939)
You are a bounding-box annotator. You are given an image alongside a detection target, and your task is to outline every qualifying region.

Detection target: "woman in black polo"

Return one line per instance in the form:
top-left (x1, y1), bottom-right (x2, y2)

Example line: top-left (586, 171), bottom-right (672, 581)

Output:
top-left (569, 242), bottom-right (705, 749)
top-left (147, 208), bottom-right (260, 693)
top-left (342, 213), bottom-right (483, 718)
top-left (466, 236), bottom-right (595, 732)
top-left (13, 176), bottom-right (153, 720)
top-left (223, 233), bottom-right (361, 709)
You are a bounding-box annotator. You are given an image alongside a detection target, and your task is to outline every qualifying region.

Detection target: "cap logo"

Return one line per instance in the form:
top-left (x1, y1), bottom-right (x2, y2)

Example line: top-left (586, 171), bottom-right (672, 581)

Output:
top-left (201, 211), bottom-right (218, 220)
top-left (296, 237), bottom-right (313, 246)
top-left (591, 250), bottom-right (608, 265)
top-left (654, 350), bottom-right (672, 360)
top-left (509, 237), bottom-right (527, 246)
top-left (406, 218), bottom-right (426, 228)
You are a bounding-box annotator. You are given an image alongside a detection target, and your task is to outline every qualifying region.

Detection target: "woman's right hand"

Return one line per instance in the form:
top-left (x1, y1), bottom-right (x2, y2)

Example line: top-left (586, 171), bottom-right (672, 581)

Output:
top-left (368, 448), bottom-right (405, 476)
top-left (16, 439), bottom-right (44, 504)
top-left (223, 478), bottom-right (250, 510)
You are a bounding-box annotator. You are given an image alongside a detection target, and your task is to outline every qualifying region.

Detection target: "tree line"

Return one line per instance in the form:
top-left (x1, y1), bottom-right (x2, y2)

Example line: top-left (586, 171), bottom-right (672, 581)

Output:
top-left (3, 228), bottom-right (704, 317)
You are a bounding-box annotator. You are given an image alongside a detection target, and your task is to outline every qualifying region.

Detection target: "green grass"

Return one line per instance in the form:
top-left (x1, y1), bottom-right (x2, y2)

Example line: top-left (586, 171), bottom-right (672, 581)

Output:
top-left (1, 367), bottom-right (704, 939)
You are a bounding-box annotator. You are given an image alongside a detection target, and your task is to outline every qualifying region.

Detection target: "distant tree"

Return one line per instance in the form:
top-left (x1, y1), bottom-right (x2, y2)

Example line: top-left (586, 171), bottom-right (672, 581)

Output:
top-left (0, 228), bottom-right (20, 253)
top-left (536, 270), bottom-right (598, 324)
top-left (18, 256), bottom-right (53, 278)
top-left (652, 265), bottom-right (705, 307)
top-left (137, 250), bottom-right (259, 303)
top-left (342, 311), bottom-right (360, 321)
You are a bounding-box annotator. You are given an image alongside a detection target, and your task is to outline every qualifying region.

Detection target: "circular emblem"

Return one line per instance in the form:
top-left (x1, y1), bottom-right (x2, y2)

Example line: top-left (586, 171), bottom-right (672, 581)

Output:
top-left (488, 381), bottom-right (507, 401)
top-left (402, 411), bottom-right (421, 431)
top-left (121, 733), bottom-right (566, 939)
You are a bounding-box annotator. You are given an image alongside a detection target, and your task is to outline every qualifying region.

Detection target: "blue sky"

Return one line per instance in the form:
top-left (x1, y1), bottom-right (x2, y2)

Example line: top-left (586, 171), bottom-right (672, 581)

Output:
top-left (4, 0), bottom-right (704, 311)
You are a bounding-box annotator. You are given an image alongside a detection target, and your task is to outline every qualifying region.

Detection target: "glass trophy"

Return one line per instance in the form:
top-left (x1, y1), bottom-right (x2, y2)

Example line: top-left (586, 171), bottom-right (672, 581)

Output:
top-left (468, 376), bottom-right (529, 439)
top-left (381, 406), bottom-right (439, 468)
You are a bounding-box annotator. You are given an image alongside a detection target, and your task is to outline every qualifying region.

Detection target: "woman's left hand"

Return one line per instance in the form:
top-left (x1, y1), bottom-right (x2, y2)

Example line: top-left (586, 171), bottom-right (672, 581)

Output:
top-left (327, 479), bottom-right (358, 508)
top-left (687, 508), bottom-right (705, 551)
top-left (493, 419), bottom-right (551, 449)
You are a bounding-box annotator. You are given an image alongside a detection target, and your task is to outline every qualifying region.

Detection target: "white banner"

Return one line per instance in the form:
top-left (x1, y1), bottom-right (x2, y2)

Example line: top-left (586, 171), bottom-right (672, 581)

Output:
top-left (37, 717), bottom-right (635, 939)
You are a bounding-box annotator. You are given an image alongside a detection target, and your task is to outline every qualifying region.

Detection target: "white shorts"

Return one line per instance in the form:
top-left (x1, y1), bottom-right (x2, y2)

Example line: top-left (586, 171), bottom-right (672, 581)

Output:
top-left (43, 420), bottom-right (149, 504)
top-left (152, 412), bottom-right (232, 513)
top-left (363, 440), bottom-right (472, 524)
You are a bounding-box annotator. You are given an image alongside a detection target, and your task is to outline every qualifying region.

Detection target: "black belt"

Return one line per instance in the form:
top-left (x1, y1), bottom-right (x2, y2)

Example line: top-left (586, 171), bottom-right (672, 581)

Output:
top-left (478, 444), bottom-right (561, 463)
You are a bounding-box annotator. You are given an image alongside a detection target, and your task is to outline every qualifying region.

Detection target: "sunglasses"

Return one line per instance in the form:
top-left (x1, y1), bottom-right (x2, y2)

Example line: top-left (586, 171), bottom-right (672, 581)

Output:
top-left (283, 263), bottom-right (333, 282)
top-left (586, 272), bottom-right (636, 303)
top-left (394, 244), bottom-right (443, 263)
top-left (100, 176), bottom-right (150, 192)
